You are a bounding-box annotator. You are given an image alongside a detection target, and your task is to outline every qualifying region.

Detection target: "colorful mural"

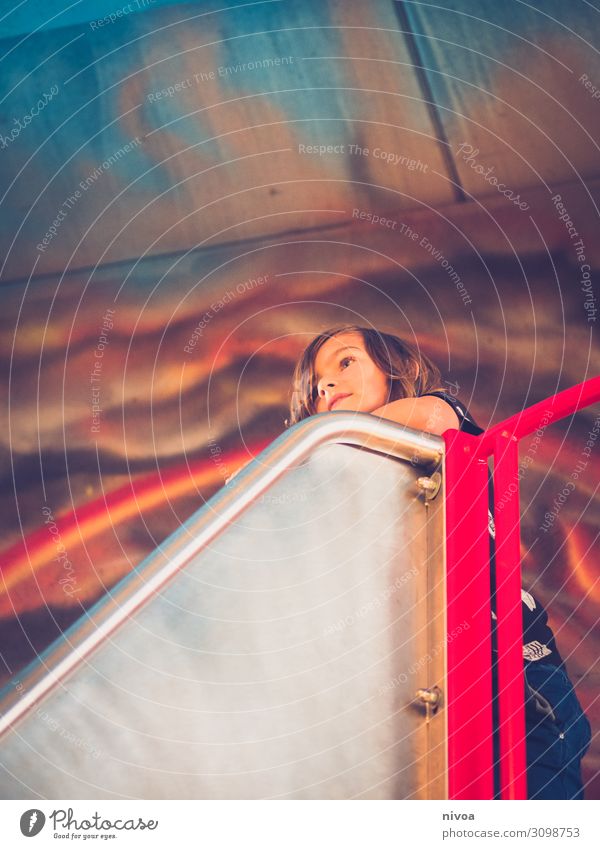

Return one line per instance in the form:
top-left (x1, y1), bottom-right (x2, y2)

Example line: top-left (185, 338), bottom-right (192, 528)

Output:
top-left (0, 0), bottom-right (598, 797)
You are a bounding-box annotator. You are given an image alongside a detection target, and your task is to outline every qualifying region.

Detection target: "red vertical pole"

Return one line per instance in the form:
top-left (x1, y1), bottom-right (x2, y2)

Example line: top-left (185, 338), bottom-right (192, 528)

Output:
top-left (492, 433), bottom-right (527, 799)
top-left (442, 379), bottom-right (600, 800)
top-left (444, 429), bottom-right (494, 799)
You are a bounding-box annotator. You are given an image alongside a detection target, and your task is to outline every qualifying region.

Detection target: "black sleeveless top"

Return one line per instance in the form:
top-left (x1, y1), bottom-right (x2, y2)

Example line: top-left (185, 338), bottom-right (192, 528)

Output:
top-left (422, 390), bottom-right (564, 669)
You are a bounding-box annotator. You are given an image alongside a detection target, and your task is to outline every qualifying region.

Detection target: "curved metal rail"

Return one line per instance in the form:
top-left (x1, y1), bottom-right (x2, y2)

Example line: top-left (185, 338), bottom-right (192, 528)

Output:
top-left (445, 375), bottom-right (600, 799)
top-left (0, 411), bottom-right (444, 739)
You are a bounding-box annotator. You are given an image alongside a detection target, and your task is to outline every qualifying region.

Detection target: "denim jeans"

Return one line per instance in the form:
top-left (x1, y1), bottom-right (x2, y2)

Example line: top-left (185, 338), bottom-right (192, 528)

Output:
top-left (492, 661), bottom-right (592, 799)
top-left (523, 661), bottom-right (592, 800)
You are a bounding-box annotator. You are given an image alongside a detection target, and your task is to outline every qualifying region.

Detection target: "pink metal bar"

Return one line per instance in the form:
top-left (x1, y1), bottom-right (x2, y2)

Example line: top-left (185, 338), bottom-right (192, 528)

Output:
top-left (445, 376), bottom-right (600, 800)
top-left (492, 434), bottom-right (527, 800)
top-left (477, 376), bottom-right (600, 454)
top-left (444, 429), bottom-right (494, 799)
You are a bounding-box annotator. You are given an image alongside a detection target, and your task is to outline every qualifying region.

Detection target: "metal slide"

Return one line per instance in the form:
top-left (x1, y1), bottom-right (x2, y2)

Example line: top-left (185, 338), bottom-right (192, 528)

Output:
top-left (0, 413), bottom-right (447, 799)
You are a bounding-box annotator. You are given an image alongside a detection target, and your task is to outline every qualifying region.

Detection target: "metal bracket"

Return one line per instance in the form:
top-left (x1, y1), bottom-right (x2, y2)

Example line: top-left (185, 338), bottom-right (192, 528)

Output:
top-left (416, 471), bottom-right (442, 501)
top-left (415, 685), bottom-right (443, 716)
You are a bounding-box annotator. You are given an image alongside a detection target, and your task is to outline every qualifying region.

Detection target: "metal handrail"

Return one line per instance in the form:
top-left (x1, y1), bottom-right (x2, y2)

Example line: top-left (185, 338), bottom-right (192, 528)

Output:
top-left (445, 375), bottom-right (600, 800)
top-left (477, 376), bottom-right (600, 452)
top-left (0, 411), bottom-right (444, 738)
top-left (481, 376), bottom-right (600, 800)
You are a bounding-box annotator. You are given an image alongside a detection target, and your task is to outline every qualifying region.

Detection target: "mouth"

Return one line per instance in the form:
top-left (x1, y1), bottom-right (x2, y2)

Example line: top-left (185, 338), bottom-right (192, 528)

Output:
top-left (328, 393), bottom-right (352, 411)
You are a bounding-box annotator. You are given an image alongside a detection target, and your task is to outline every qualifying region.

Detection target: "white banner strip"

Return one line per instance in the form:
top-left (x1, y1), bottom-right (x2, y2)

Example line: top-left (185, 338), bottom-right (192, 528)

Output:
top-left (1, 799), bottom-right (599, 848)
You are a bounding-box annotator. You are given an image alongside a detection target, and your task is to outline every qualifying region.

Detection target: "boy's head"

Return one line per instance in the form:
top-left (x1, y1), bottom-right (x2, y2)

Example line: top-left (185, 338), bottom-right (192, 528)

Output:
top-left (287, 324), bottom-right (442, 426)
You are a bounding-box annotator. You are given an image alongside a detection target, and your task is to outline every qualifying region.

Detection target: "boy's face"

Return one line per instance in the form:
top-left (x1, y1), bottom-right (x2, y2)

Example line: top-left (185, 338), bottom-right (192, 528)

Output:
top-left (313, 332), bottom-right (389, 414)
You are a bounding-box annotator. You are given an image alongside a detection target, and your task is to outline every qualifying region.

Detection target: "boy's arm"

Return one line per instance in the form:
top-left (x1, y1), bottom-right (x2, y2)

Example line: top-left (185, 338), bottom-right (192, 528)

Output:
top-left (370, 395), bottom-right (459, 437)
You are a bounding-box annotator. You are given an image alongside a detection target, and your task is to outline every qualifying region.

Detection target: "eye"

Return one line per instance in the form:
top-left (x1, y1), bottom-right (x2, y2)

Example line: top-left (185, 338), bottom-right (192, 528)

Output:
top-left (340, 356), bottom-right (354, 369)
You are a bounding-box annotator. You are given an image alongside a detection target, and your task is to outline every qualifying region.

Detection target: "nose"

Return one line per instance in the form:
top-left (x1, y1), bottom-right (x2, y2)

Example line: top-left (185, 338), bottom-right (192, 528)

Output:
top-left (317, 378), bottom-right (336, 398)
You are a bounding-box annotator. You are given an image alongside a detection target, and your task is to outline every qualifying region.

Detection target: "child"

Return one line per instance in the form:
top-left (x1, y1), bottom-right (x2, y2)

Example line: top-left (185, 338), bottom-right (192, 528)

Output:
top-left (287, 323), bottom-right (592, 799)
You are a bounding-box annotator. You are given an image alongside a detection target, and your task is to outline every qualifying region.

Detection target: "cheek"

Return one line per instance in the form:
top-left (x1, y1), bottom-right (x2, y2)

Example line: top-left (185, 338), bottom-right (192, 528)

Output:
top-left (371, 370), bottom-right (390, 405)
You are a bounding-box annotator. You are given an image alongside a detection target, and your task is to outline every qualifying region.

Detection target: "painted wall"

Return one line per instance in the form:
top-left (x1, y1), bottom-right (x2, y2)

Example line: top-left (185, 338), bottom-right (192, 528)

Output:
top-left (1, 0), bottom-right (599, 796)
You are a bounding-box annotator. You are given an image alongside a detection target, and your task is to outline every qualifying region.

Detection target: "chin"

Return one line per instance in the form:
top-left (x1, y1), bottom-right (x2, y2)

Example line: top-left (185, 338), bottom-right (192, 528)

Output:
top-left (331, 403), bottom-right (359, 412)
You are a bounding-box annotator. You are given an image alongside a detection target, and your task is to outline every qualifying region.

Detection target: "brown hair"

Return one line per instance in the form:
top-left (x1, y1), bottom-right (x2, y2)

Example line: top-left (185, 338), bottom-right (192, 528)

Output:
top-left (286, 324), bottom-right (443, 426)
